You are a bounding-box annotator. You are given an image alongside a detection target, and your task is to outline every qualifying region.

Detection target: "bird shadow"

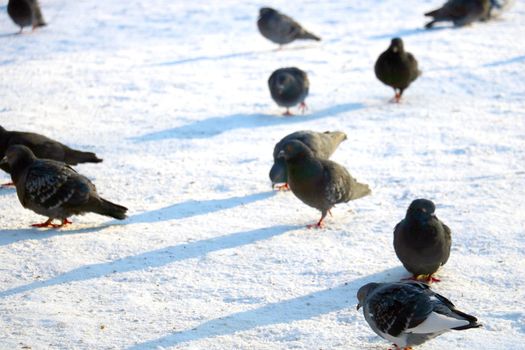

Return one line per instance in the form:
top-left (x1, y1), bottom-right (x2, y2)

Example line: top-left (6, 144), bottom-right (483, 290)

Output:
top-left (126, 266), bottom-right (408, 349)
top-left (0, 224), bottom-right (298, 299)
top-left (0, 224), bottom-right (118, 247)
top-left (150, 48), bottom-right (276, 67)
top-left (369, 26), bottom-right (446, 40)
top-left (482, 55), bottom-right (525, 67)
top-left (132, 103), bottom-right (364, 142)
top-left (127, 191), bottom-right (276, 224)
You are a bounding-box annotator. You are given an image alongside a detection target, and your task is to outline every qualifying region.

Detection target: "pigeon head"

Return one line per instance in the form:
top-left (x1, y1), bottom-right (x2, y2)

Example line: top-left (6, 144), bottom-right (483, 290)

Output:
top-left (0, 144), bottom-right (36, 174)
top-left (259, 7), bottom-right (277, 18)
top-left (356, 282), bottom-right (380, 310)
top-left (389, 37), bottom-right (404, 53)
top-left (406, 198), bottom-right (436, 222)
top-left (277, 140), bottom-right (314, 162)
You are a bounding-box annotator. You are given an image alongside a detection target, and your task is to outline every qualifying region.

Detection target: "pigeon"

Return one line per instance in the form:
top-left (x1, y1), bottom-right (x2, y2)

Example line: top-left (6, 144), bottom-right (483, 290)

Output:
top-left (356, 281), bottom-right (481, 349)
top-left (257, 7), bottom-right (321, 47)
top-left (0, 145), bottom-right (127, 228)
top-left (7, 0), bottom-right (46, 33)
top-left (0, 125), bottom-right (102, 178)
top-left (278, 139), bottom-right (370, 228)
top-left (268, 67), bottom-right (309, 115)
top-left (394, 199), bottom-right (452, 283)
top-left (424, 0), bottom-right (490, 28)
top-left (270, 130), bottom-right (347, 189)
top-left (375, 38), bottom-right (420, 103)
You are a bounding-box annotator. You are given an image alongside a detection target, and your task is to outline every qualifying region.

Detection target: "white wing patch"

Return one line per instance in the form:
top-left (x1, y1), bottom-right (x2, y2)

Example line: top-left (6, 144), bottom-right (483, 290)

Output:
top-left (406, 312), bottom-right (469, 334)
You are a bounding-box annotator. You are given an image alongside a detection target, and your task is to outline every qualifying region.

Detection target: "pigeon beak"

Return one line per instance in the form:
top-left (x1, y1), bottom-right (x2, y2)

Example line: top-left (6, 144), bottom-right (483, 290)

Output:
top-left (356, 302), bottom-right (362, 311)
top-left (0, 156), bottom-right (7, 166)
top-left (277, 150), bottom-right (286, 159)
top-left (392, 46), bottom-right (398, 53)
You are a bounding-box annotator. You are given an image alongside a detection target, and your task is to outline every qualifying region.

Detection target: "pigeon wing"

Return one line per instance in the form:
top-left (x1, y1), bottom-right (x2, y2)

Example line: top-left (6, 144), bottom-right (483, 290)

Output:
top-left (23, 161), bottom-right (91, 209)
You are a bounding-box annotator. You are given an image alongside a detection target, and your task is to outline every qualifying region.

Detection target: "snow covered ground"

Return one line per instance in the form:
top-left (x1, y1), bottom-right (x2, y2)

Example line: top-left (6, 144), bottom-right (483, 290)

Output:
top-left (0, 0), bottom-right (524, 349)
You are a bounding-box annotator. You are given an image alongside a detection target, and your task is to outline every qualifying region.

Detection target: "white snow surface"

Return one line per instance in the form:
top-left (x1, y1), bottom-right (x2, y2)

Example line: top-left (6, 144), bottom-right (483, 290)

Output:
top-left (0, 0), bottom-right (524, 349)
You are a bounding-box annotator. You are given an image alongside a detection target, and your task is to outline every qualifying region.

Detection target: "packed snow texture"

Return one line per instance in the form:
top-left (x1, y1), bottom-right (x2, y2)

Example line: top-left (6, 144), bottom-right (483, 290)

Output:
top-left (0, 0), bottom-right (524, 349)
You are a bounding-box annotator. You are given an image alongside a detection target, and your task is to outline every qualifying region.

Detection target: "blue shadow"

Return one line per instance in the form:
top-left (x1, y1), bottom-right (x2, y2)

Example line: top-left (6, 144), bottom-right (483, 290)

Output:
top-left (126, 266), bottom-right (407, 349)
top-left (132, 103), bottom-right (364, 142)
top-left (0, 224), bottom-right (297, 299)
top-left (128, 191), bottom-right (276, 224)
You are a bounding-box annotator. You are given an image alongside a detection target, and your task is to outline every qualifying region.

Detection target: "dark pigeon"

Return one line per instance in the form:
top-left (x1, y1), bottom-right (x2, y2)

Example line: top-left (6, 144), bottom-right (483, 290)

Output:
top-left (257, 7), bottom-right (321, 47)
top-left (7, 0), bottom-right (46, 33)
top-left (0, 125), bottom-right (102, 176)
top-left (357, 282), bottom-right (481, 349)
top-left (424, 0), bottom-right (490, 28)
top-left (0, 145), bottom-right (127, 228)
top-left (270, 130), bottom-right (347, 189)
top-left (375, 38), bottom-right (420, 103)
top-left (278, 140), bottom-right (370, 228)
top-left (268, 67), bottom-right (309, 115)
top-left (394, 199), bottom-right (452, 283)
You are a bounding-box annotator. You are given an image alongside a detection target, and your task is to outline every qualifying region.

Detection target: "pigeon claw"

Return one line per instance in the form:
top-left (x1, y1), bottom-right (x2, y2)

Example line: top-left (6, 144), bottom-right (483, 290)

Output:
top-left (402, 274), bottom-right (441, 283)
top-left (283, 108), bottom-right (293, 116)
top-left (31, 218), bottom-right (72, 229)
top-left (274, 183), bottom-right (290, 191)
top-left (307, 218), bottom-right (325, 229)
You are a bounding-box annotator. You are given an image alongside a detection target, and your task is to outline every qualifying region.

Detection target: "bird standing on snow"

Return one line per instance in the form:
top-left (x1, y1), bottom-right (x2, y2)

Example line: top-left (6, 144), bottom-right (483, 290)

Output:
top-left (0, 145), bottom-right (127, 228)
top-left (257, 7), bottom-right (321, 47)
top-left (0, 126), bottom-right (102, 184)
top-left (375, 38), bottom-right (420, 103)
top-left (424, 0), bottom-right (490, 28)
top-left (278, 140), bottom-right (370, 228)
top-left (7, 0), bottom-right (46, 33)
top-left (394, 199), bottom-right (452, 283)
top-left (270, 130), bottom-right (347, 189)
top-left (268, 67), bottom-right (309, 116)
top-left (357, 281), bottom-right (481, 350)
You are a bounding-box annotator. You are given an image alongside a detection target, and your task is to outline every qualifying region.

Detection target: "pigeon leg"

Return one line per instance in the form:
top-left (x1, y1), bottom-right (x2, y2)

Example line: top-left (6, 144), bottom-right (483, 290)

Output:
top-left (274, 183), bottom-right (290, 191)
top-left (307, 211), bottom-right (327, 229)
top-left (283, 108), bottom-right (293, 116)
top-left (31, 218), bottom-right (56, 228)
top-left (1, 182), bottom-right (15, 188)
top-left (388, 345), bottom-right (412, 350)
top-left (402, 274), bottom-right (441, 283)
top-left (298, 102), bottom-right (308, 114)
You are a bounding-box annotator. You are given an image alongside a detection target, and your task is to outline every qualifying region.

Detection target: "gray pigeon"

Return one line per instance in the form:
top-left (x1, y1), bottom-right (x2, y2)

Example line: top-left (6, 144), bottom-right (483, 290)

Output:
top-left (268, 67), bottom-right (309, 115)
top-left (375, 38), bottom-right (420, 103)
top-left (394, 199), bottom-right (452, 283)
top-left (0, 145), bottom-right (127, 228)
top-left (0, 125), bottom-right (102, 177)
top-left (425, 0), bottom-right (490, 28)
top-left (7, 0), bottom-right (46, 33)
top-left (278, 140), bottom-right (370, 228)
top-left (270, 130), bottom-right (347, 189)
top-left (257, 7), bottom-right (321, 47)
top-left (357, 282), bottom-right (481, 349)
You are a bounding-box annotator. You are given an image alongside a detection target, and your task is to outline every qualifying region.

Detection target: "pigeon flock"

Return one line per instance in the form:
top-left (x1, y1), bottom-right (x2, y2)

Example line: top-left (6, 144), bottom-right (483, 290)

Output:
top-left (1, 0), bottom-right (519, 349)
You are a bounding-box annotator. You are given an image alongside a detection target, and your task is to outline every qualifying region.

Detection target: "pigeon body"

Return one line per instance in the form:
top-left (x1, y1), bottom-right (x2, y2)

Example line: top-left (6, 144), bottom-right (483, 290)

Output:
top-left (356, 282), bottom-right (481, 349)
top-left (1, 145), bottom-right (126, 227)
top-left (7, 0), bottom-right (46, 33)
top-left (270, 130), bottom-right (347, 186)
top-left (0, 126), bottom-right (102, 175)
top-left (268, 67), bottom-right (309, 115)
top-left (257, 7), bottom-right (321, 46)
top-left (424, 0), bottom-right (490, 28)
top-left (394, 199), bottom-right (452, 282)
top-left (278, 140), bottom-right (370, 227)
top-left (375, 38), bottom-right (420, 102)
